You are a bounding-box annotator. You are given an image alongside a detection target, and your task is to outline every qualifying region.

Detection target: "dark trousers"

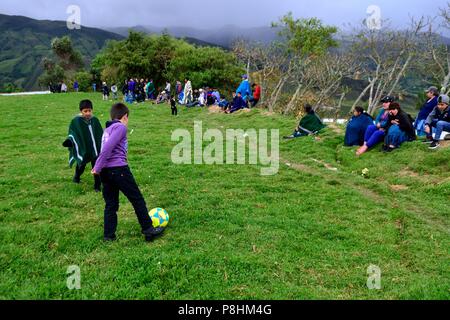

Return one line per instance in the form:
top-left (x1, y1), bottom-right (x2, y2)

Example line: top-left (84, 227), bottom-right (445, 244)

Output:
top-left (74, 160), bottom-right (101, 189)
top-left (100, 166), bottom-right (152, 238)
top-left (171, 107), bottom-right (178, 116)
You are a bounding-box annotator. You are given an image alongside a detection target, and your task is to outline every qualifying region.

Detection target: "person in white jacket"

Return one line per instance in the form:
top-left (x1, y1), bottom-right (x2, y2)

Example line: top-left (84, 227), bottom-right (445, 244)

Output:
top-left (183, 78), bottom-right (193, 105)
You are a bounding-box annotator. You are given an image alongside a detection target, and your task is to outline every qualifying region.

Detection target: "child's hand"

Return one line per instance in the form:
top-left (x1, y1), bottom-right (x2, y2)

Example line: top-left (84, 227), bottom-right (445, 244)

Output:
top-left (91, 169), bottom-right (99, 176)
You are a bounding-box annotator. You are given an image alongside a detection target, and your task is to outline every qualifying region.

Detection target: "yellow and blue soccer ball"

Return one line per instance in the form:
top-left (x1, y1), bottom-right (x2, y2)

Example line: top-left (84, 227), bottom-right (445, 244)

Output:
top-left (149, 208), bottom-right (170, 228)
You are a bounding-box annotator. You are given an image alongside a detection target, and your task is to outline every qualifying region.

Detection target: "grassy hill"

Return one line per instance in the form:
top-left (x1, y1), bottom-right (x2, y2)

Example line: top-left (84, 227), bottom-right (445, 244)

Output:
top-left (0, 93), bottom-right (448, 299)
top-left (0, 14), bottom-right (124, 91)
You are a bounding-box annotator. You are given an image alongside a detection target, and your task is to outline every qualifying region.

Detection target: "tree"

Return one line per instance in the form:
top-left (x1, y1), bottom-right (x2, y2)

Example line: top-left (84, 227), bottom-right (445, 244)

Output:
top-left (272, 13), bottom-right (340, 114)
top-left (349, 18), bottom-right (428, 114)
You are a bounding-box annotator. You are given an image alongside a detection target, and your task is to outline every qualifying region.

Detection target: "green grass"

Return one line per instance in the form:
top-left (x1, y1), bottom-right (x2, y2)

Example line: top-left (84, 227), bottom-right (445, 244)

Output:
top-left (0, 93), bottom-right (449, 300)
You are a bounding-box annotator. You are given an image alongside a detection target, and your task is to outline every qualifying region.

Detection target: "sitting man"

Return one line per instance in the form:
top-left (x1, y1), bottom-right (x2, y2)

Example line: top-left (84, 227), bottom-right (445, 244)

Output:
top-left (425, 94), bottom-right (450, 149)
top-left (283, 104), bottom-right (326, 139)
top-left (226, 92), bottom-right (246, 114)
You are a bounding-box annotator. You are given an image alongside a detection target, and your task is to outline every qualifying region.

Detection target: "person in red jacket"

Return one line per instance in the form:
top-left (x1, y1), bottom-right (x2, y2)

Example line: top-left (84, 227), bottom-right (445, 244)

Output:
top-left (250, 83), bottom-right (261, 107)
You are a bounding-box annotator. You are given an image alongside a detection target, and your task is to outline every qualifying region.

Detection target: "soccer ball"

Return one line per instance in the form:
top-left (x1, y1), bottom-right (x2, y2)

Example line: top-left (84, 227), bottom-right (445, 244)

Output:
top-left (149, 208), bottom-right (170, 228)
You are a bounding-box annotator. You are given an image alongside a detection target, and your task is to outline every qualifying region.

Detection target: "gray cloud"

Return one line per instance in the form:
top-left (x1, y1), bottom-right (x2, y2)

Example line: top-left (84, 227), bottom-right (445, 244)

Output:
top-left (0, 0), bottom-right (447, 31)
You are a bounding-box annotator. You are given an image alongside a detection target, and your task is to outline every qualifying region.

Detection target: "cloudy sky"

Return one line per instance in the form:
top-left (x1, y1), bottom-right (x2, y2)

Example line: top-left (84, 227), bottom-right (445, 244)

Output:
top-left (0, 0), bottom-right (447, 30)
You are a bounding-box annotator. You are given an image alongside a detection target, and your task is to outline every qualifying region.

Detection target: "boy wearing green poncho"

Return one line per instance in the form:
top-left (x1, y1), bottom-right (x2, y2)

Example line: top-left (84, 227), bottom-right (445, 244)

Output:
top-left (284, 104), bottom-right (326, 139)
top-left (63, 100), bottom-right (104, 192)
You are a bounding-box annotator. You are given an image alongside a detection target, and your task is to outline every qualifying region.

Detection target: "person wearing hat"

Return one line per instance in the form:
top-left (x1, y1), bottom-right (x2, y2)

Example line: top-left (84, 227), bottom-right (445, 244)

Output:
top-left (425, 94), bottom-right (450, 149)
top-left (416, 86), bottom-right (439, 138)
top-left (356, 96), bottom-right (394, 155)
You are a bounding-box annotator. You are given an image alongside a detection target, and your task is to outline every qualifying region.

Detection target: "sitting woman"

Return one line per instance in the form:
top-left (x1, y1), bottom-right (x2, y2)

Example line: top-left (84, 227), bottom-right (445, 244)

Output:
top-left (382, 103), bottom-right (416, 152)
top-left (344, 106), bottom-right (374, 146)
top-left (283, 104), bottom-right (326, 139)
top-left (356, 96), bottom-right (393, 156)
top-left (156, 90), bottom-right (169, 104)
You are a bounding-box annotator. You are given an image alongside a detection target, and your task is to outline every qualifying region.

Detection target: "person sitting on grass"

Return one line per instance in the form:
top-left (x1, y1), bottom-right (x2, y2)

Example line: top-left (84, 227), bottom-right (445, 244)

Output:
top-left (226, 92), bottom-right (247, 114)
top-left (424, 94), bottom-right (450, 150)
top-left (62, 100), bottom-right (103, 192)
top-left (381, 103), bottom-right (416, 152)
top-left (283, 104), bottom-right (326, 139)
top-left (218, 95), bottom-right (230, 110)
top-left (416, 86), bottom-right (439, 139)
top-left (92, 103), bottom-right (165, 242)
top-left (344, 106), bottom-right (374, 147)
top-left (356, 96), bottom-right (393, 156)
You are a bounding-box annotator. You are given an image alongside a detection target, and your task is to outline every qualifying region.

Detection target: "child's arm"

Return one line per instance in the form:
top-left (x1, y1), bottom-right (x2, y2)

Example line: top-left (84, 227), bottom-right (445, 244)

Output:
top-left (92, 125), bottom-right (127, 174)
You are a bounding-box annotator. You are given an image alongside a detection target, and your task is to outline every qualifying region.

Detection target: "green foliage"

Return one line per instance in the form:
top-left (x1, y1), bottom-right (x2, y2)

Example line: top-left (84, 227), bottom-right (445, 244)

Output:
top-left (38, 64), bottom-right (65, 87)
top-left (0, 82), bottom-right (23, 93)
top-left (165, 46), bottom-right (243, 92)
top-left (51, 36), bottom-right (84, 70)
top-left (273, 12), bottom-right (339, 58)
top-left (93, 31), bottom-right (244, 90)
top-left (73, 71), bottom-right (93, 92)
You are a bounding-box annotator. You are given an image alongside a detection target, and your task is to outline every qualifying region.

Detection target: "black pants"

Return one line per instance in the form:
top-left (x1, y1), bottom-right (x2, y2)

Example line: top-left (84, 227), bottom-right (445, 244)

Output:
top-left (100, 166), bottom-right (152, 238)
top-left (171, 107), bottom-right (178, 115)
top-left (74, 160), bottom-right (101, 189)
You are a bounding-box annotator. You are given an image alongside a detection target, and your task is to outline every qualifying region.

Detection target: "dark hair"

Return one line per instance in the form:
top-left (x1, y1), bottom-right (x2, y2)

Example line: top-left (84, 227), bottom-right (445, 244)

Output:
top-left (354, 106), bottom-right (364, 114)
top-left (388, 102), bottom-right (402, 111)
top-left (304, 104), bottom-right (313, 113)
top-left (79, 100), bottom-right (93, 111)
top-left (110, 103), bottom-right (130, 120)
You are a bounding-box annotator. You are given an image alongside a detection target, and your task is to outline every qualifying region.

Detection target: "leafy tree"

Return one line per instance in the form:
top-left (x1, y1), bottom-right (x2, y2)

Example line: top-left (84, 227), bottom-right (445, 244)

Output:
top-left (92, 31), bottom-right (243, 91)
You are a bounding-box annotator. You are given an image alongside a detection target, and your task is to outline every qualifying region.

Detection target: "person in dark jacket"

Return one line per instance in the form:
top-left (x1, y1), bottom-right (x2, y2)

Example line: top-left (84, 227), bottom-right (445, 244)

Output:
top-left (416, 86), bottom-right (439, 138)
top-left (345, 106), bottom-right (374, 146)
top-left (425, 94), bottom-right (450, 149)
top-left (382, 103), bottom-right (416, 152)
top-left (226, 92), bottom-right (247, 114)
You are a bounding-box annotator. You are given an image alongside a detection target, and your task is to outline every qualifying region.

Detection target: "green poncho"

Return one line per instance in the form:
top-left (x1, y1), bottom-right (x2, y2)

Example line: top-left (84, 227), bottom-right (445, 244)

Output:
top-left (67, 116), bottom-right (103, 168)
top-left (299, 112), bottom-right (326, 133)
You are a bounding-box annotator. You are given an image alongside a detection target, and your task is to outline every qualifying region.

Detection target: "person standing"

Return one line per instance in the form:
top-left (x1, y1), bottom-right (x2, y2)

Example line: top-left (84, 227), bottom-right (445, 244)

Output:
top-left (73, 80), bottom-right (79, 93)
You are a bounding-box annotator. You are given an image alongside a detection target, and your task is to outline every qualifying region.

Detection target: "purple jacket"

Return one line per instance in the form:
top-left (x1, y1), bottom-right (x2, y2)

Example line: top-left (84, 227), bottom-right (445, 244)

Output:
top-left (94, 121), bottom-right (128, 173)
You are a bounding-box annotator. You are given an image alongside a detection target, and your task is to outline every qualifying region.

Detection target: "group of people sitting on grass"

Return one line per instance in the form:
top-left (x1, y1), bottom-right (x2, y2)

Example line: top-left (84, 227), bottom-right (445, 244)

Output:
top-left (116, 75), bottom-right (262, 114)
top-left (284, 86), bottom-right (450, 152)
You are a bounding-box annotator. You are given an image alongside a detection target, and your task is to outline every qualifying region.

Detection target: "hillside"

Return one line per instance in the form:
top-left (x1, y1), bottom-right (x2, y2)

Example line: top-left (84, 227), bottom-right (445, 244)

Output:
top-left (107, 25), bottom-right (281, 48)
top-left (0, 14), bottom-right (124, 91)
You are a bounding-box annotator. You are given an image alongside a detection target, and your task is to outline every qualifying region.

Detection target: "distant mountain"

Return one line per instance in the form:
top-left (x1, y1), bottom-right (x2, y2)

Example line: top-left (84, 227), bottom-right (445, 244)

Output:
top-left (106, 25), bottom-right (281, 48)
top-left (0, 14), bottom-right (124, 91)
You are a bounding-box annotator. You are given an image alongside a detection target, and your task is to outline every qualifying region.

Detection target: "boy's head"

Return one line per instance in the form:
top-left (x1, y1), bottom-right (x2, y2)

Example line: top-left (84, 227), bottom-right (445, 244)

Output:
top-left (232, 92), bottom-right (237, 97)
top-left (438, 94), bottom-right (450, 111)
top-left (110, 103), bottom-right (130, 125)
top-left (353, 106), bottom-right (364, 117)
top-left (304, 104), bottom-right (313, 114)
top-left (79, 100), bottom-right (93, 120)
top-left (237, 92), bottom-right (242, 97)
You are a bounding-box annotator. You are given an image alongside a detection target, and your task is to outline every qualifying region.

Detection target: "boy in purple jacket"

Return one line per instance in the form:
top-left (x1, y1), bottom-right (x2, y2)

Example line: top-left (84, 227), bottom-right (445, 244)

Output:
top-left (92, 103), bottom-right (164, 242)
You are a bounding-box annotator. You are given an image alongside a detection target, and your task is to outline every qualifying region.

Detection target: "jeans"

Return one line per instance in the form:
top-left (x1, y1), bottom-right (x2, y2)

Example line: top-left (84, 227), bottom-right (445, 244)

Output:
top-left (434, 120), bottom-right (450, 141)
top-left (74, 160), bottom-right (101, 190)
top-left (364, 125), bottom-right (385, 148)
top-left (385, 125), bottom-right (407, 147)
top-left (100, 166), bottom-right (153, 239)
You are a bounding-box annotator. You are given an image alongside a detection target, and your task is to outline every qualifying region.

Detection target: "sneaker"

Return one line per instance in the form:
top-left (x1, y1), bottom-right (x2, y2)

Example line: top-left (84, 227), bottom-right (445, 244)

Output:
top-left (283, 135), bottom-right (295, 140)
top-left (73, 177), bottom-right (81, 184)
top-left (422, 137), bottom-right (433, 144)
top-left (143, 227), bottom-right (165, 242)
top-left (444, 134), bottom-right (450, 141)
top-left (429, 141), bottom-right (441, 149)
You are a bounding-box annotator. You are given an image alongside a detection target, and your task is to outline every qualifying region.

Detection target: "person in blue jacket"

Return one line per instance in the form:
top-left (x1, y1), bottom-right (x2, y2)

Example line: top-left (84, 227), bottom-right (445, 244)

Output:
top-left (415, 86), bottom-right (439, 139)
top-left (345, 106), bottom-right (374, 146)
top-left (236, 74), bottom-right (252, 104)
